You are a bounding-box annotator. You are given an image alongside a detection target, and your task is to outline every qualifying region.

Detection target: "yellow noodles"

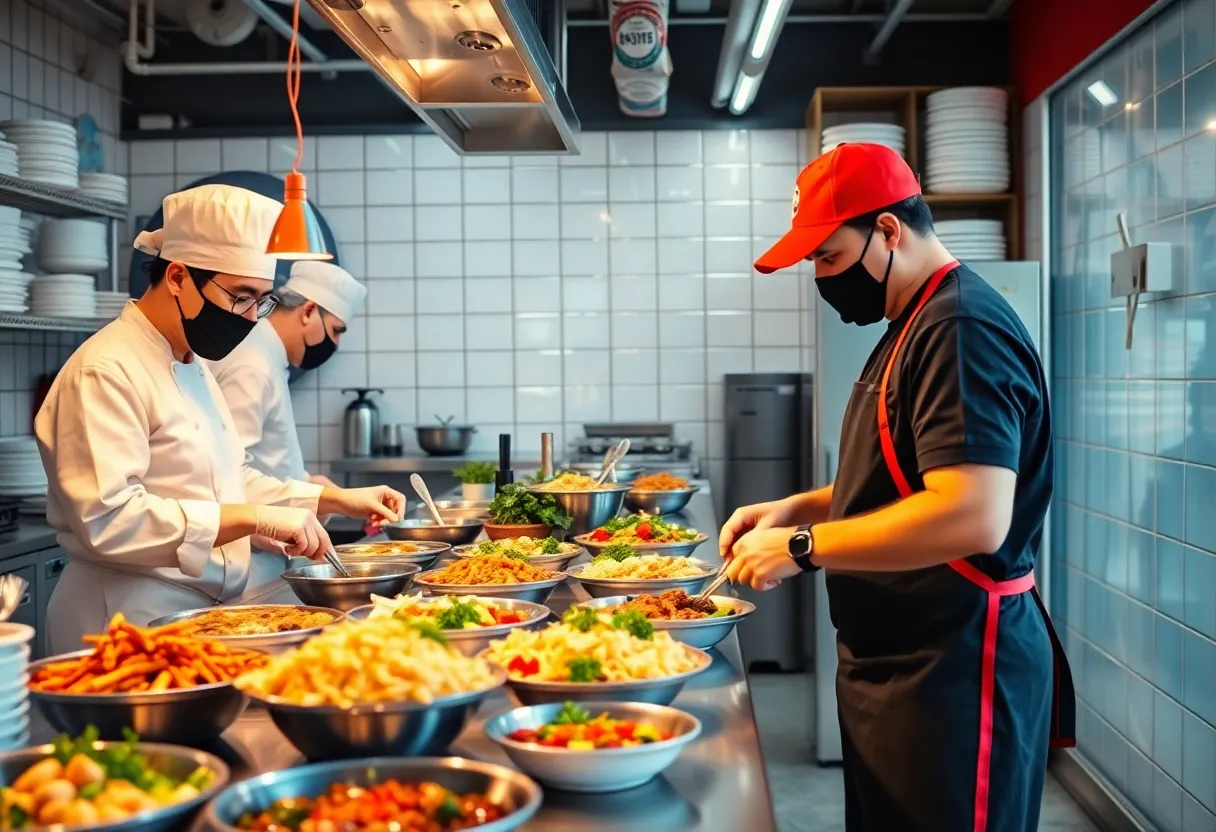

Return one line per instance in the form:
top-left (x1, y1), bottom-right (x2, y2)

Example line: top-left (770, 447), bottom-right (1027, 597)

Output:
top-left (576, 555), bottom-right (712, 580)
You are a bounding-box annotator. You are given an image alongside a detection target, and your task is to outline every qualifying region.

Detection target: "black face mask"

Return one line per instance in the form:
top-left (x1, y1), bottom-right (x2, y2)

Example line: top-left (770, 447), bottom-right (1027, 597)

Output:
top-left (815, 227), bottom-right (894, 326)
top-left (174, 276), bottom-right (258, 361)
top-left (299, 325), bottom-right (337, 370)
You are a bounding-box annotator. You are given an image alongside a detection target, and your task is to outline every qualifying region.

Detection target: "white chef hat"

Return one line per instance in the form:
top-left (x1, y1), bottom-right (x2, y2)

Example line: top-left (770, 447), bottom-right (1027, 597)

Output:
top-left (281, 261), bottom-right (367, 323)
top-left (133, 184), bottom-right (284, 281)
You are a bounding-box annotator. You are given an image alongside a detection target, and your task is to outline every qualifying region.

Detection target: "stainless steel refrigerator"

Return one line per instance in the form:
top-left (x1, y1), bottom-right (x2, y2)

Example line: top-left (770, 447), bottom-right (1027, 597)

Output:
top-left (724, 373), bottom-right (814, 672)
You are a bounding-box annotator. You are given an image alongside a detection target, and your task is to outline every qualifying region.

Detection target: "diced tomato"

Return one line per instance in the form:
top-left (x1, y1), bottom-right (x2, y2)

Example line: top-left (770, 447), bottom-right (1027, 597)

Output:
top-left (496, 611), bottom-right (522, 624)
top-left (507, 656), bottom-right (540, 676)
top-left (590, 528), bottom-right (612, 541)
top-left (635, 524), bottom-right (652, 540)
top-left (509, 729), bottom-right (537, 742)
top-left (616, 722), bottom-right (636, 739)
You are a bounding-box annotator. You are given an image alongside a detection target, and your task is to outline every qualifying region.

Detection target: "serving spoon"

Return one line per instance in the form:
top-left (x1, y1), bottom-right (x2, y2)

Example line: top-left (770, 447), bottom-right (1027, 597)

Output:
top-left (0, 573), bottom-right (29, 621)
top-left (594, 438), bottom-right (631, 486)
top-left (411, 473), bottom-right (446, 526)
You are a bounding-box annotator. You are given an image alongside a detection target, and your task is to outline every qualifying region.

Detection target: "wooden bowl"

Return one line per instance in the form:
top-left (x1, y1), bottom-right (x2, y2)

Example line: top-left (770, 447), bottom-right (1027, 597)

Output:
top-left (483, 522), bottom-right (551, 540)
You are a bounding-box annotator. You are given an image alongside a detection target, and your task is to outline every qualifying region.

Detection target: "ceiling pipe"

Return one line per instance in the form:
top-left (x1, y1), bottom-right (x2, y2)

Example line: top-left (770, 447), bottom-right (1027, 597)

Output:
top-left (240, 0), bottom-right (329, 61)
top-left (124, 42), bottom-right (364, 74)
top-left (568, 12), bottom-right (993, 26)
top-left (985, 0), bottom-right (1014, 16)
top-left (128, 0), bottom-right (155, 60)
top-left (863, 0), bottom-right (915, 63)
top-left (710, 0), bottom-right (762, 108)
top-left (729, 0), bottom-right (795, 114)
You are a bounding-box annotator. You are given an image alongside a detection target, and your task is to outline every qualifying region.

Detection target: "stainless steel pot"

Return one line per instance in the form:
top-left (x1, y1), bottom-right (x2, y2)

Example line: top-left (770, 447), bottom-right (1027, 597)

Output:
top-left (342, 388), bottom-right (383, 458)
top-left (416, 423), bottom-right (476, 456)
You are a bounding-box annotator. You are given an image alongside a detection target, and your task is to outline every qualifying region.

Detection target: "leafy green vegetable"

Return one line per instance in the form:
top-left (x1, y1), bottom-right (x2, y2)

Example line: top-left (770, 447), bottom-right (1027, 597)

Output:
top-left (77, 781), bottom-right (104, 801)
top-left (435, 792), bottom-right (462, 823)
top-left (592, 542), bottom-right (638, 563)
top-left (611, 610), bottom-right (655, 640)
top-left (536, 536), bottom-right (562, 555)
top-left (476, 539), bottom-right (500, 554)
top-left (709, 606), bottom-right (732, 618)
top-left (434, 598), bottom-right (483, 630)
top-left (552, 701), bottom-right (592, 725)
top-left (452, 461), bottom-right (496, 484)
top-left (408, 619), bottom-right (449, 645)
top-left (562, 606), bottom-right (600, 632)
top-left (566, 657), bottom-right (604, 682)
top-left (46, 726), bottom-right (211, 801)
top-left (487, 483), bottom-right (572, 528)
top-left (500, 547), bottom-right (528, 561)
top-left (267, 799), bottom-right (311, 829)
top-left (8, 804), bottom-right (29, 829)
top-left (599, 513), bottom-right (696, 541)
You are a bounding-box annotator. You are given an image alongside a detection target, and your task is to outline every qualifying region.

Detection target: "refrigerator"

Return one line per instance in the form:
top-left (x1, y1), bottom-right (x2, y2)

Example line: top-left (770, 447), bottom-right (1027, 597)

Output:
top-left (811, 260), bottom-right (1045, 764)
top-left (724, 373), bottom-right (814, 672)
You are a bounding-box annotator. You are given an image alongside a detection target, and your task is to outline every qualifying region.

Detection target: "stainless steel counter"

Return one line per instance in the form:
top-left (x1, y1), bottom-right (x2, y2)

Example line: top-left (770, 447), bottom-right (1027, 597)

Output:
top-left (30, 492), bottom-right (777, 831)
top-left (0, 521), bottom-right (58, 562)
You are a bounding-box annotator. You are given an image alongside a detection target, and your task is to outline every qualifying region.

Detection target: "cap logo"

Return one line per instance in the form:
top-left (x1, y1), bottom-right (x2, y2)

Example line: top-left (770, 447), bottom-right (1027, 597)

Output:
top-left (791, 185), bottom-right (800, 219)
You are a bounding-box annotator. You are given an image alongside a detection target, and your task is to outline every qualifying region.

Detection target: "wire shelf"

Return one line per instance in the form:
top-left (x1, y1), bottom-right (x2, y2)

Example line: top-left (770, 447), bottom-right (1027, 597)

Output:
top-left (0, 175), bottom-right (127, 220)
top-left (0, 313), bottom-right (109, 333)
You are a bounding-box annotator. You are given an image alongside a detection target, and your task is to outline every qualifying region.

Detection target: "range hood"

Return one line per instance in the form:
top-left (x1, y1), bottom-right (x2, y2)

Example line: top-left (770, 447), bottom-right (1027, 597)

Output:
top-left (305, 0), bottom-right (580, 155)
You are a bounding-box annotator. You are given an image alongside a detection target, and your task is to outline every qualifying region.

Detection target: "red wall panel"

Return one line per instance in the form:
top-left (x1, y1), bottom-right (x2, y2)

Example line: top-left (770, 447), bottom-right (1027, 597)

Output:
top-left (1010, 0), bottom-right (1156, 105)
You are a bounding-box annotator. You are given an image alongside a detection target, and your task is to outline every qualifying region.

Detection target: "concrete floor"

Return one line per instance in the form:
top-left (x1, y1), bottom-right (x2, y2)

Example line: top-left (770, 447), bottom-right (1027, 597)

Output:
top-left (749, 673), bottom-right (1101, 832)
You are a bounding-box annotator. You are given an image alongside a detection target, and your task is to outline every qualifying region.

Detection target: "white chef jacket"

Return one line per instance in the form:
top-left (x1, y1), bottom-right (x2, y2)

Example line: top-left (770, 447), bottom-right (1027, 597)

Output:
top-left (208, 318), bottom-right (307, 482)
top-left (35, 301), bottom-right (323, 653)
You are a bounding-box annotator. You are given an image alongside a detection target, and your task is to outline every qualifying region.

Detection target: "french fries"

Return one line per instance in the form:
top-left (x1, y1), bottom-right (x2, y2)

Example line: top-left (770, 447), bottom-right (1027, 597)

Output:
top-left (30, 613), bottom-right (267, 694)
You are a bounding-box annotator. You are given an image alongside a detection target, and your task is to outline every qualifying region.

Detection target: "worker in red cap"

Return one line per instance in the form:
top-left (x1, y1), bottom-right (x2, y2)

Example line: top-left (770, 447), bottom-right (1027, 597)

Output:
top-left (720, 143), bottom-right (1075, 831)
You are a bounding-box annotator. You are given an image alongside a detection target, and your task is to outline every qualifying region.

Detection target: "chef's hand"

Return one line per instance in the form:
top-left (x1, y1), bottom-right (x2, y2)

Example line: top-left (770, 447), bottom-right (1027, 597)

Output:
top-left (725, 526), bottom-right (802, 591)
top-left (319, 485), bottom-right (405, 526)
top-left (307, 473), bottom-right (339, 489)
top-left (719, 496), bottom-right (805, 559)
top-left (254, 506), bottom-right (332, 560)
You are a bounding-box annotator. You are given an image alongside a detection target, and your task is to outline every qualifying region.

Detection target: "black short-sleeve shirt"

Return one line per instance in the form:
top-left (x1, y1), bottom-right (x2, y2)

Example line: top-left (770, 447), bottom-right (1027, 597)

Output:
top-left (825, 264), bottom-right (1053, 651)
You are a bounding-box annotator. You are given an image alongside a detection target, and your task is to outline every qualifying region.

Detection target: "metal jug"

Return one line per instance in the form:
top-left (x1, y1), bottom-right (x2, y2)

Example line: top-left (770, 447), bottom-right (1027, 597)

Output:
top-left (342, 388), bottom-right (383, 458)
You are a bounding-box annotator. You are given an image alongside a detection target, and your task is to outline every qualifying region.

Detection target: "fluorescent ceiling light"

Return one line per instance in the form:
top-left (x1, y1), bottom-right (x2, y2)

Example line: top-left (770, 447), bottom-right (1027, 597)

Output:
top-left (749, 0), bottom-right (787, 60)
top-left (730, 74), bottom-right (759, 115)
top-left (1087, 80), bottom-right (1117, 107)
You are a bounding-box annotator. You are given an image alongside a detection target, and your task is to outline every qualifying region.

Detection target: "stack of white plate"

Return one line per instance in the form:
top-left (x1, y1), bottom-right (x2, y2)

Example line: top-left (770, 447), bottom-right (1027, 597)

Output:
top-left (38, 218), bottom-right (108, 273)
top-left (0, 120), bottom-right (79, 189)
top-left (936, 219), bottom-right (1007, 261)
top-left (29, 273), bottom-right (96, 318)
top-left (0, 134), bottom-right (17, 176)
top-left (822, 123), bottom-right (906, 156)
top-left (0, 270), bottom-right (32, 312)
top-left (0, 437), bottom-right (47, 497)
top-left (95, 290), bottom-right (130, 319)
top-left (924, 87), bottom-right (1009, 194)
top-left (0, 622), bottom-right (34, 751)
top-left (79, 172), bottom-right (129, 205)
top-left (0, 207), bottom-right (27, 272)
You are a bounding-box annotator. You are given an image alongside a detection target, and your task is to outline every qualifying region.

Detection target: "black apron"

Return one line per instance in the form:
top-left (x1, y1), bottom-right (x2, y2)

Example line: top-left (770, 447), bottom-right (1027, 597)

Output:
top-left (830, 261), bottom-right (1075, 832)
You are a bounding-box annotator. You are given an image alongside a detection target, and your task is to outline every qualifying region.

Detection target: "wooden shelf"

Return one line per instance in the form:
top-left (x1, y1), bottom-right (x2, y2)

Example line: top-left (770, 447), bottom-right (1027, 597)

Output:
top-left (806, 85), bottom-right (1023, 259)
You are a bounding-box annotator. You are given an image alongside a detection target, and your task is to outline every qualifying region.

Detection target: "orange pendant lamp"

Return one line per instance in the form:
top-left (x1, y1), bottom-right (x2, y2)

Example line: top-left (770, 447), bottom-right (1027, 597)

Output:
top-left (266, 0), bottom-right (331, 261)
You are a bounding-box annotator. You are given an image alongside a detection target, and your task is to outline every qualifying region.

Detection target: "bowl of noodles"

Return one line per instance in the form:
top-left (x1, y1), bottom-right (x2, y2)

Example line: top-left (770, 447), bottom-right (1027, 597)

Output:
top-left (234, 618), bottom-right (506, 760)
top-left (412, 554), bottom-right (568, 605)
top-left (346, 593), bottom-right (552, 656)
top-left (572, 592), bottom-right (756, 649)
top-left (332, 540), bottom-right (451, 570)
top-left (566, 547), bottom-right (715, 598)
top-left (524, 473), bottom-right (630, 536)
top-left (481, 608), bottom-right (711, 706)
top-left (451, 536), bottom-right (585, 572)
top-left (624, 473), bottom-right (700, 515)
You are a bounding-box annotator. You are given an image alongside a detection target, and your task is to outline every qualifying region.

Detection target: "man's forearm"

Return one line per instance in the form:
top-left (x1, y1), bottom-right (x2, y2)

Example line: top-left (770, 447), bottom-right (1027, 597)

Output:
top-left (216, 504), bottom-right (259, 547)
top-left (793, 485), bottom-right (833, 525)
top-left (810, 489), bottom-right (988, 572)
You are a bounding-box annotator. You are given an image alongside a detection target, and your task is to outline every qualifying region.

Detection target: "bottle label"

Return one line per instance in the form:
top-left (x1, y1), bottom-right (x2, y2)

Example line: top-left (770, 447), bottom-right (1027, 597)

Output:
top-left (610, 0), bottom-right (672, 117)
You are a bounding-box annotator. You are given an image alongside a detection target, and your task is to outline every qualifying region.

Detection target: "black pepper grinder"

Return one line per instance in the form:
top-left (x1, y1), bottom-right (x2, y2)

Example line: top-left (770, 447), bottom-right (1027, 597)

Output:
top-left (495, 433), bottom-right (513, 494)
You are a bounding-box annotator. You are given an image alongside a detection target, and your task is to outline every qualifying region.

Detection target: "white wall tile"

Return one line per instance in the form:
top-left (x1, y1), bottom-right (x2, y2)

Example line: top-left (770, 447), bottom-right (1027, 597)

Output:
top-left (613, 348), bottom-right (657, 384)
top-left (658, 239), bottom-right (705, 274)
top-left (563, 203), bottom-right (611, 239)
top-left (414, 169), bottom-right (463, 204)
top-left (517, 350), bottom-right (563, 385)
top-left (657, 202), bottom-right (704, 237)
top-left (365, 135), bottom-right (413, 169)
top-left (270, 137), bottom-right (314, 174)
top-left (706, 274), bottom-right (752, 309)
top-left (464, 205), bottom-right (511, 241)
top-left (514, 204), bottom-right (560, 239)
top-left (175, 139), bottom-right (220, 174)
top-left (754, 347), bottom-right (802, 372)
top-left (656, 131), bottom-right (702, 165)
top-left (658, 311), bottom-right (706, 347)
top-left (609, 203), bottom-right (657, 238)
top-left (515, 312), bottom-right (562, 348)
top-left (513, 167), bottom-right (559, 203)
top-left (611, 275), bottom-right (657, 310)
top-left (704, 131), bottom-right (750, 164)
top-left (415, 205), bottom-right (462, 241)
top-left (417, 277), bottom-right (464, 313)
top-left (463, 168), bottom-right (511, 204)
top-left (657, 166), bottom-right (704, 201)
top-left (465, 314), bottom-right (513, 350)
top-left (562, 312), bottom-right (610, 348)
top-left (417, 388), bottom-right (464, 422)
top-left (368, 352), bottom-right (416, 388)
top-left (608, 132), bottom-right (656, 166)
top-left (413, 135), bottom-right (461, 168)
top-left (467, 387), bottom-right (515, 423)
top-left (467, 351), bottom-right (514, 387)
top-left (612, 385), bottom-right (659, 421)
top-left (660, 349), bottom-right (707, 383)
top-left (750, 130), bottom-right (799, 164)
top-left (560, 240), bottom-right (608, 275)
top-left (318, 170), bottom-right (365, 207)
top-left (130, 140), bottom-right (174, 174)
top-left (465, 278), bottom-right (513, 313)
top-left (611, 311), bottom-right (657, 348)
top-left (366, 280), bottom-right (415, 316)
top-left (416, 242), bottom-right (462, 277)
top-left (753, 311), bottom-right (801, 346)
top-left (366, 243), bottom-right (414, 279)
top-left (704, 166), bottom-right (750, 201)
top-left (316, 352), bottom-right (367, 389)
top-left (705, 203), bottom-right (751, 237)
top-left (564, 349), bottom-right (611, 385)
top-left (464, 241), bottom-right (512, 276)
top-left (609, 166), bottom-right (656, 202)
top-left (659, 276), bottom-right (705, 311)
top-left (610, 238), bottom-right (657, 273)
top-left (221, 138), bottom-right (269, 171)
top-left (417, 315), bottom-right (464, 350)
top-left (365, 169), bottom-right (413, 206)
top-left (707, 310), bottom-right (752, 346)
top-left (516, 386), bottom-right (561, 422)
top-left (751, 165), bottom-right (799, 200)
top-left (417, 350), bottom-right (465, 386)
top-left (564, 385), bottom-right (609, 421)
top-left (317, 136), bottom-right (364, 170)
top-left (660, 384), bottom-right (707, 421)
top-left (560, 132), bottom-right (607, 166)
top-left (367, 316), bottom-right (416, 352)
top-left (561, 167), bottom-right (609, 202)
top-left (515, 240), bottom-right (562, 275)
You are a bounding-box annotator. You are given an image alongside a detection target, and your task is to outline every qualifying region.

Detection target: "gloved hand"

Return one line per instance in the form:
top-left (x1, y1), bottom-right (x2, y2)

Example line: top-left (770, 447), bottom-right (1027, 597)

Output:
top-left (319, 485), bottom-right (406, 526)
top-left (254, 506), bottom-right (332, 560)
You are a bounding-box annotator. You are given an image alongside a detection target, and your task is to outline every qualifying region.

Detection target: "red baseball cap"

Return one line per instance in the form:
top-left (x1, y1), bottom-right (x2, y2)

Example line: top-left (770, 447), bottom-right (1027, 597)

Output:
top-left (754, 143), bottom-right (921, 275)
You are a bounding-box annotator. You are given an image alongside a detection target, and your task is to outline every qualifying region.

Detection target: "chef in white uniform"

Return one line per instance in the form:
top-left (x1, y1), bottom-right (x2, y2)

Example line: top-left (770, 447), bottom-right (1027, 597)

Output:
top-left (210, 261), bottom-right (366, 486)
top-left (35, 184), bottom-right (405, 653)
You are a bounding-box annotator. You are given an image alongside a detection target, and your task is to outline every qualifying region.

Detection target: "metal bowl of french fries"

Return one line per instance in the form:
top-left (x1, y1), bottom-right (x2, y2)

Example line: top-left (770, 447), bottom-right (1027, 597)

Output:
top-left (25, 616), bottom-right (267, 745)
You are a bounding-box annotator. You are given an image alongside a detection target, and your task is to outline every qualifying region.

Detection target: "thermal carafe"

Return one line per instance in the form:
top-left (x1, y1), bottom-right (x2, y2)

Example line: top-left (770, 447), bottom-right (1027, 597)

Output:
top-left (342, 388), bottom-right (383, 458)
top-left (724, 373), bottom-right (814, 673)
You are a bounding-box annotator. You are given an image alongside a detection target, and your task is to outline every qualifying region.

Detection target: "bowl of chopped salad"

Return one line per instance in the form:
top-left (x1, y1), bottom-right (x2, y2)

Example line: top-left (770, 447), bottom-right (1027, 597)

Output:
top-left (574, 592), bottom-right (757, 649)
top-left (575, 514), bottom-right (708, 557)
top-left (346, 593), bottom-right (551, 656)
top-left (565, 544), bottom-right (716, 598)
top-left (0, 726), bottom-right (228, 832)
top-left (483, 700), bottom-right (702, 793)
top-left (451, 536), bottom-right (585, 572)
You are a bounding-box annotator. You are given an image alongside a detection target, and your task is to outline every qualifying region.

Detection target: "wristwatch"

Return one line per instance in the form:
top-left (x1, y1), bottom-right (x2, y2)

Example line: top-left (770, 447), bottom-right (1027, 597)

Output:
top-left (788, 524), bottom-right (819, 572)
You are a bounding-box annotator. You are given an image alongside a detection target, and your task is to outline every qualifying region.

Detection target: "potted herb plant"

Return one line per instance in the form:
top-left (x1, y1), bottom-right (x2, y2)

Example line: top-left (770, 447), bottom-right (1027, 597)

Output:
top-left (453, 461), bottom-right (496, 502)
top-left (485, 482), bottom-right (572, 540)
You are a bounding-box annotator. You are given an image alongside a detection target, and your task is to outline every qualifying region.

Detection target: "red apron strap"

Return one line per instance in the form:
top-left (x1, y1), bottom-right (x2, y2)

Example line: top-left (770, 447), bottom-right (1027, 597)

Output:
top-left (872, 259), bottom-right (1075, 832)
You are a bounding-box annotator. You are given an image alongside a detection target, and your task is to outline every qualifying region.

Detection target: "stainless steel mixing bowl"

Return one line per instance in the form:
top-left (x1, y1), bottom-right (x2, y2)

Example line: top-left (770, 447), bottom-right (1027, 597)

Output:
top-left (573, 530), bottom-right (709, 558)
top-left (382, 518), bottom-right (484, 545)
top-left (147, 604), bottom-right (344, 654)
top-left (524, 483), bottom-right (629, 536)
top-left (1, 741), bottom-right (229, 832)
top-left (240, 665), bottom-right (507, 760)
top-left (564, 562), bottom-right (715, 599)
top-left (566, 462), bottom-right (645, 484)
top-left (415, 425), bottom-right (476, 456)
top-left (450, 542), bottom-right (585, 573)
top-left (574, 594), bottom-right (757, 649)
top-left (345, 596), bottom-right (552, 656)
top-left (483, 701), bottom-right (702, 793)
top-left (26, 650), bottom-right (255, 744)
top-left (205, 756), bottom-right (540, 832)
top-left (623, 485), bottom-right (700, 515)
top-left (412, 569), bottom-right (567, 606)
top-left (334, 539), bottom-right (451, 570)
top-left (281, 562), bottom-right (421, 611)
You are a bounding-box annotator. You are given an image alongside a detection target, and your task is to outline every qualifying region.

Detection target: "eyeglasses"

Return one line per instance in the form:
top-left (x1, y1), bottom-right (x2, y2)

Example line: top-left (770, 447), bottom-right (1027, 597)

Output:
top-left (206, 278), bottom-right (278, 318)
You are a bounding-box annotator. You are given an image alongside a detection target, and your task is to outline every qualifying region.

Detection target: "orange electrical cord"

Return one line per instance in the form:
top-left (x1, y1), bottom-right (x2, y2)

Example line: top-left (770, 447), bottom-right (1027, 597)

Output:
top-left (286, 0), bottom-right (304, 172)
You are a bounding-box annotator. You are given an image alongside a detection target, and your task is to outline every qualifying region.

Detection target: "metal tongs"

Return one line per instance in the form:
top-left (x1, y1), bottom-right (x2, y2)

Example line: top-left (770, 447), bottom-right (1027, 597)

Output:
top-left (323, 549), bottom-right (351, 578)
top-left (696, 561), bottom-right (732, 601)
top-left (594, 439), bottom-right (631, 486)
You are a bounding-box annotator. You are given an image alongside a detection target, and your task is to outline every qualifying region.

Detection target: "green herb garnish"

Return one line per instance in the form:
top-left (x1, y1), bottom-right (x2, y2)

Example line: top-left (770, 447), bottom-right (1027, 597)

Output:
top-left (475, 539), bottom-right (500, 554)
top-left (592, 542), bottom-right (638, 563)
top-left (566, 657), bottom-right (604, 682)
top-left (709, 606), bottom-right (732, 618)
top-left (408, 619), bottom-right (449, 645)
top-left (562, 606), bottom-right (600, 632)
top-left (434, 793), bottom-right (462, 823)
top-left (611, 610), bottom-right (655, 640)
top-left (552, 701), bottom-right (592, 725)
top-left (434, 598), bottom-right (483, 630)
top-left (452, 461), bottom-right (496, 484)
top-left (537, 536), bottom-right (562, 555)
top-left (267, 799), bottom-right (311, 829)
top-left (8, 805), bottom-right (29, 829)
top-left (488, 483), bottom-right (572, 528)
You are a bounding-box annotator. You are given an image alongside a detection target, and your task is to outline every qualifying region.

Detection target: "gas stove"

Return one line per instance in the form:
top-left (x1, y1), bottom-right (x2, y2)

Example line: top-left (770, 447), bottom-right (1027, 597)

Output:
top-left (566, 422), bottom-right (700, 478)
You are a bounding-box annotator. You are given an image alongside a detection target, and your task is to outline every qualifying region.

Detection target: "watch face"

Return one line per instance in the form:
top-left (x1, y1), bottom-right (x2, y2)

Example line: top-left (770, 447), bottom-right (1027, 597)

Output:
top-left (789, 532), bottom-right (811, 557)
